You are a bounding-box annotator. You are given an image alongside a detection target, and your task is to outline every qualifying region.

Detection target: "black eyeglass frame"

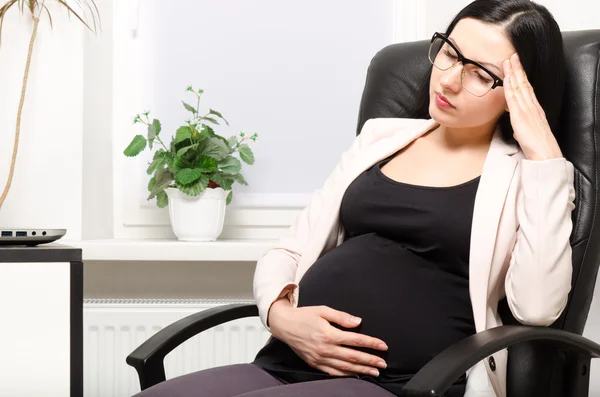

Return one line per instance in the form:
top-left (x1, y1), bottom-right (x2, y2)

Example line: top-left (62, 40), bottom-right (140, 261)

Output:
top-left (429, 32), bottom-right (505, 95)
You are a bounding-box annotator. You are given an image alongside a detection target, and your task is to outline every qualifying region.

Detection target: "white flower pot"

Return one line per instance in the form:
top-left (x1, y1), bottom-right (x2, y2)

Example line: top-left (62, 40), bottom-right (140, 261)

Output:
top-left (165, 187), bottom-right (229, 241)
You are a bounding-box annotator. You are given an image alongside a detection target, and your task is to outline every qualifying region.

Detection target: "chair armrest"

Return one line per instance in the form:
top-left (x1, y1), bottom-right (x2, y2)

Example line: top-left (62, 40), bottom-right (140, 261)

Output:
top-left (399, 325), bottom-right (600, 397)
top-left (126, 303), bottom-right (258, 391)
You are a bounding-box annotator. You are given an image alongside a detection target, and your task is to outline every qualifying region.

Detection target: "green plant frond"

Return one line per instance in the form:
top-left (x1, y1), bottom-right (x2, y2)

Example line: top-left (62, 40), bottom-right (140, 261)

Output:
top-left (0, 0), bottom-right (18, 46)
top-left (57, 0), bottom-right (99, 33)
top-left (16, 0), bottom-right (32, 14)
top-left (42, 3), bottom-right (52, 28)
top-left (73, 0), bottom-right (101, 31)
top-left (0, 0), bottom-right (17, 15)
top-left (0, 0), bottom-right (100, 46)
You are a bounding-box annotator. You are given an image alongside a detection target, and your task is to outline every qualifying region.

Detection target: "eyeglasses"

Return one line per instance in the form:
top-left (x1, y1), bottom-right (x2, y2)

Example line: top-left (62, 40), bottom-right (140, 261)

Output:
top-left (428, 32), bottom-right (504, 97)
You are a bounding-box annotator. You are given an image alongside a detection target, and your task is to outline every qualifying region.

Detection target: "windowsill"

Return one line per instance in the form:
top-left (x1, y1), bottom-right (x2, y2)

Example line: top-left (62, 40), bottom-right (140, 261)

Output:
top-left (63, 238), bottom-right (276, 262)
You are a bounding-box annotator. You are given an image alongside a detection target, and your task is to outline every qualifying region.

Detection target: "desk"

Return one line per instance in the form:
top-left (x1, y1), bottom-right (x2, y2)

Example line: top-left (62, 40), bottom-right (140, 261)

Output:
top-left (0, 244), bottom-right (82, 397)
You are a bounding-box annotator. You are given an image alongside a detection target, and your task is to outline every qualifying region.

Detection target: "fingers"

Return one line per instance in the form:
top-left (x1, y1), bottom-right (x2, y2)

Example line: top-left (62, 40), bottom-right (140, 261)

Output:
top-left (503, 72), bottom-right (518, 114)
top-left (333, 328), bottom-right (389, 351)
top-left (328, 345), bottom-right (388, 370)
top-left (507, 54), bottom-right (535, 110)
top-left (314, 364), bottom-right (355, 377)
top-left (318, 307), bottom-right (388, 350)
top-left (314, 306), bottom-right (388, 377)
top-left (318, 357), bottom-right (382, 377)
top-left (503, 60), bottom-right (527, 114)
top-left (504, 53), bottom-right (546, 119)
top-left (319, 306), bottom-right (363, 329)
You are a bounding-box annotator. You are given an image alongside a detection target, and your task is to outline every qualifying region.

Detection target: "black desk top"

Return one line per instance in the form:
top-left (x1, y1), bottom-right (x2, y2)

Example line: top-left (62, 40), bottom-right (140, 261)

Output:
top-left (0, 243), bottom-right (82, 263)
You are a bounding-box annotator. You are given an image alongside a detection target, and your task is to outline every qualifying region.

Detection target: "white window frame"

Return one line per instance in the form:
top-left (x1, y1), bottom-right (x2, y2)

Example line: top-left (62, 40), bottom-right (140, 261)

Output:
top-left (106, 0), bottom-right (425, 239)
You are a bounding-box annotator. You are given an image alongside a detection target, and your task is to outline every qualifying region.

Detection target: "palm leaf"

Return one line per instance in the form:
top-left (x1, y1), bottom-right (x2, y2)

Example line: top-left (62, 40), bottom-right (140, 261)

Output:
top-left (0, 0), bottom-right (100, 45)
top-left (41, 3), bottom-right (52, 28)
top-left (56, 0), bottom-right (98, 32)
top-left (73, 0), bottom-right (100, 31)
top-left (0, 0), bottom-right (18, 46)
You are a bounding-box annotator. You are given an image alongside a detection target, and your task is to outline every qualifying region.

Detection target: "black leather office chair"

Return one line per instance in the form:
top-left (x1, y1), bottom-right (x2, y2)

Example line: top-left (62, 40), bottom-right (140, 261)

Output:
top-left (127, 30), bottom-right (600, 397)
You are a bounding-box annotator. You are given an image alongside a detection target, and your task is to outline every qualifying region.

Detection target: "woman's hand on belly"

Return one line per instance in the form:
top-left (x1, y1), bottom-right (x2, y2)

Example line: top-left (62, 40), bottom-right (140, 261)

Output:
top-left (269, 301), bottom-right (389, 377)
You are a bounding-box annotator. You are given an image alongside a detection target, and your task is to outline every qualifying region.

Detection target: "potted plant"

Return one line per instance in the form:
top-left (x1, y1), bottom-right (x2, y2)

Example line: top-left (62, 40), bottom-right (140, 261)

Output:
top-left (0, 0), bottom-right (100, 210)
top-left (124, 86), bottom-right (258, 241)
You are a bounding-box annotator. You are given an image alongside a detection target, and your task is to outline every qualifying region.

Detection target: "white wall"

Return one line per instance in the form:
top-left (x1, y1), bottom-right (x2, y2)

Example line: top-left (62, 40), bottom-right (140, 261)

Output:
top-left (539, 0), bottom-right (600, 31)
top-left (407, 0), bottom-right (600, 41)
top-left (0, 3), bottom-right (84, 239)
top-left (82, 0), bottom-right (114, 240)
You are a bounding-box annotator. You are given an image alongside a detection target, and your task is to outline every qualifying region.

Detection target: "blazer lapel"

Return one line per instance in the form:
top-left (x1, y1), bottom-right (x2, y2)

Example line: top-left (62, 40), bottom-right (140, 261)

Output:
top-left (469, 127), bottom-right (519, 331)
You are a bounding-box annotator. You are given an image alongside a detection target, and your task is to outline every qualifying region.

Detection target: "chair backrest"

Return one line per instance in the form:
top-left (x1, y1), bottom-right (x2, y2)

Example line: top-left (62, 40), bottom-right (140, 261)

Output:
top-left (355, 30), bottom-right (600, 397)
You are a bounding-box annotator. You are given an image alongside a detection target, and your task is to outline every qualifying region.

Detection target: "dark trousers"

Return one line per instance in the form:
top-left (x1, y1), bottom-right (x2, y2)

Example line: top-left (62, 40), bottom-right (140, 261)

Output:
top-left (132, 363), bottom-right (400, 397)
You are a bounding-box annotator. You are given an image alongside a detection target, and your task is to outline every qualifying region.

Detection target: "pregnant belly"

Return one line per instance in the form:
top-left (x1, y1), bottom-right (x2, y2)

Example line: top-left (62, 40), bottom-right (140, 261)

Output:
top-left (297, 233), bottom-right (476, 375)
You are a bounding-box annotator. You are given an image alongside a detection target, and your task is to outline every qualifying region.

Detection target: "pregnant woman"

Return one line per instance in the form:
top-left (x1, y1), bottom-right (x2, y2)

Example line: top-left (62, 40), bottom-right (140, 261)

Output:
top-left (134, 1), bottom-right (575, 396)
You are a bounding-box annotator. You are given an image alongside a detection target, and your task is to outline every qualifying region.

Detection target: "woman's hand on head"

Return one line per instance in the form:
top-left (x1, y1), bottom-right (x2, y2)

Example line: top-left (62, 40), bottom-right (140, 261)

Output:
top-left (268, 302), bottom-right (388, 377)
top-left (503, 53), bottom-right (563, 161)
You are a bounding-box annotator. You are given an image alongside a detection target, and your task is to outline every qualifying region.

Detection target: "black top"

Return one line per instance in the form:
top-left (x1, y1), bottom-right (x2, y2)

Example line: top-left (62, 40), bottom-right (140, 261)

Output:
top-left (253, 154), bottom-right (480, 396)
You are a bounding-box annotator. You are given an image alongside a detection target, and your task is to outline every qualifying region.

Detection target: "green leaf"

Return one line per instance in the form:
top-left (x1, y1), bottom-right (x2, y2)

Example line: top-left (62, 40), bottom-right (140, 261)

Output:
top-left (146, 157), bottom-right (166, 175)
top-left (238, 144), bottom-right (255, 165)
top-left (171, 156), bottom-right (193, 172)
top-left (196, 125), bottom-right (229, 148)
top-left (197, 124), bottom-right (216, 140)
top-left (209, 109), bottom-right (229, 125)
top-left (182, 101), bottom-right (197, 114)
top-left (148, 119), bottom-right (161, 149)
top-left (215, 135), bottom-right (230, 148)
top-left (147, 120), bottom-right (156, 146)
top-left (198, 156), bottom-right (218, 172)
top-left (219, 156), bottom-right (242, 175)
top-left (147, 176), bottom-right (156, 192)
top-left (175, 168), bottom-right (203, 185)
top-left (148, 170), bottom-right (173, 199)
top-left (152, 119), bottom-right (161, 135)
top-left (156, 190), bottom-right (169, 208)
top-left (154, 150), bottom-right (169, 160)
top-left (226, 191), bottom-right (233, 205)
top-left (175, 126), bottom-right (192, 144)
top-left (202, 116), bottom-right (219, 125)
top-left (124, 135), bottom-right (147, 157)
top-left (233, 173), bottom-right (248, 186)
top-left (197, 138), bottom-right (230, 160)
top-left (176, 143), bottom-right (199, 157)
top-left (210, 173), bottom-right (234, 190)
top-left (227, 136), bottom-right (238, 148)
top-left (178, 174), bottom-right (209, 196)
top-left (147, 151), bottom-right (169, 174)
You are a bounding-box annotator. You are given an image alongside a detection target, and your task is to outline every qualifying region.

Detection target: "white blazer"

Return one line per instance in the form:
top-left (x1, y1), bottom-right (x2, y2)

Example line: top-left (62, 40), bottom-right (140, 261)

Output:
top-left (253, 118), bottom-right (576, 397)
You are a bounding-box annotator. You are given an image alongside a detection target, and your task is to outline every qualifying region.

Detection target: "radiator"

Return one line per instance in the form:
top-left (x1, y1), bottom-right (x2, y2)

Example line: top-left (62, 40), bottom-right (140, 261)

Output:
top-left (83, 299), bottom-right (272, 397)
